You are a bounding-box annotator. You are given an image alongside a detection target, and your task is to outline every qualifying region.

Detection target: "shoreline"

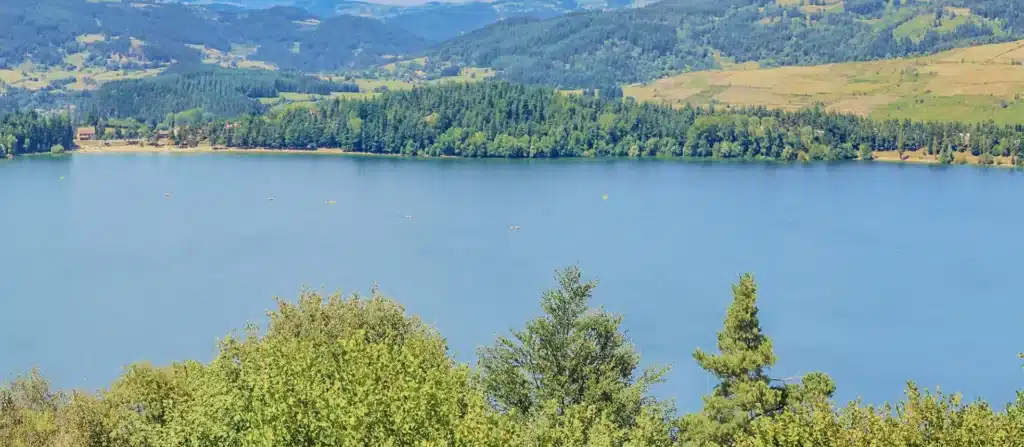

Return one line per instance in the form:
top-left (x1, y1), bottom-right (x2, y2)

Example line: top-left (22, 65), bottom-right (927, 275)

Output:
top-left (72, 144), bottom-right (395, 157)
top-left (67, 143), bottom-right (1021, 169)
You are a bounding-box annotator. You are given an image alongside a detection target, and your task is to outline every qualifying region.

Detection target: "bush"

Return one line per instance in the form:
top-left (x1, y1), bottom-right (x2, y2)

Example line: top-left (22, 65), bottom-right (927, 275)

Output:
top-left (50, 144), bottom-right (65, 154)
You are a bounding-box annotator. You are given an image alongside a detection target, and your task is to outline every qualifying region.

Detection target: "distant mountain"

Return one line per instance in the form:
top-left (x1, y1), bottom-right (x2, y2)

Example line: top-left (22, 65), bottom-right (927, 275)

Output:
top-left (179, 0), bottom-right (647, 41)
top-left (0, 0), bottom-right (426, 72)
top-left (429, 0), bottom-right (1024, 88)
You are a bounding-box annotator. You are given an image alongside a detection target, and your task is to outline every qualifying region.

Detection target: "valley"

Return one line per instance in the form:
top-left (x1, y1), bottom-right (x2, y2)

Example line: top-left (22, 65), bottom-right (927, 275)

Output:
top-left (5, 2), bottom-right (1024, 445)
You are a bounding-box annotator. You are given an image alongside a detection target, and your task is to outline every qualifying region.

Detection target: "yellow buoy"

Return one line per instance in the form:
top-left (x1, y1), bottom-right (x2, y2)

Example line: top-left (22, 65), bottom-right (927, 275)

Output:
top-left (325, 200), bottom-right (336, 205)
top-left (602, 194), bottom-right (608, 200)
top-left (59, 176), bottom-right (65, 180)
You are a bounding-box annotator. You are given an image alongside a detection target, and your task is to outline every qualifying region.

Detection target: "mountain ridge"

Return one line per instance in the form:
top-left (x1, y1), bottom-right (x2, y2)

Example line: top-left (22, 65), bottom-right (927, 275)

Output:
top-left (428, 0), bottom-right (1024, 88)
top-left (178, 0), bottom-right (647, 41)
top-left (0, 0), bottom-right (426, 73)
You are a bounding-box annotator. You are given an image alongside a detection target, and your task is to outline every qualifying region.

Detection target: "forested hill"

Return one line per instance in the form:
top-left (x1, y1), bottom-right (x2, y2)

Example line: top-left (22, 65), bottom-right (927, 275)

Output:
top-left (183, 81), bottom-right (1023, 165)
top-left (180, 0), bottom-right (639, 41)
top-left (430, 0), bottom-right (1024, 88)
top-left (0, 0), bottom-right (425, 72)
top-left (83, 67), bottom-right (359, 125)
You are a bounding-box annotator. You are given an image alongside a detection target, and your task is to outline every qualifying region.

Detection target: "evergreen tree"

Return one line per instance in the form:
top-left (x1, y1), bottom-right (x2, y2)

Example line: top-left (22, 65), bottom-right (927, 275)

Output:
top-left (680, 274), bottom-right (834, 446)
top-left (196, 82), bottom-right (1024, 163)
top-left (858, 143), bottom-right (873, 160)
top-left (477, 266), bottom-right (671, 441)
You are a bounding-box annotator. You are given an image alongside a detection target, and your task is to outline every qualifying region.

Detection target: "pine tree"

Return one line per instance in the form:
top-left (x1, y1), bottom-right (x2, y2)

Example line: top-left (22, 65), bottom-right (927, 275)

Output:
top-left (477, 266), bottom-right (669, 438)
top-left (939, 136), bottom-right (955, 164)
top-left (680, 274), bottom-right (834, 446)
top-left (938, 147), bottom-right (954, 164)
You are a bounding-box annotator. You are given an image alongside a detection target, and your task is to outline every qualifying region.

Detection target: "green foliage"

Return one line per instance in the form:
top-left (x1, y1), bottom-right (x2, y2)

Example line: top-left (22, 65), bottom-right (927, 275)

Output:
top-left (198, 81), bottom-right (1024, 162)
top-left (858, 143), bottom-right (873, 160)
top-left (478, 266), bottom-right (674, 444)
top-left (680, 274), bottom-right (834, 446)
top-left (171, 290), bottom-right (504, 445)
top-left (85, 68), bottom-right (358, 124)
top-left (939, 146), bottom-right (956, 164)
top-left (0, 112), bottom-right (74, 157)
top-left (49, 144), bottom-right (65, 154)
top-left (739, 383), bottom-right (1024, 447)
top-left (2, 268), bottom-right (1023, 445)
top-left (0, 369), bottom-right (65, 446)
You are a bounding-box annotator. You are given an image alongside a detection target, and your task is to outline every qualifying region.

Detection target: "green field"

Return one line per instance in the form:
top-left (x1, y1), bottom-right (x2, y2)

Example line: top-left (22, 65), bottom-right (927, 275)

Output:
top-left (626, 40), bottom-right (1024, 124)
top-left (0, 66), bottom-right (162, 91)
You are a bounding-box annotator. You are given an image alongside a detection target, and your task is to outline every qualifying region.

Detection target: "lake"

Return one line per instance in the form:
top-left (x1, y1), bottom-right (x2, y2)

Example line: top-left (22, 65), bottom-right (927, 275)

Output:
top-left (1, 153), bottom-right (1022, 412)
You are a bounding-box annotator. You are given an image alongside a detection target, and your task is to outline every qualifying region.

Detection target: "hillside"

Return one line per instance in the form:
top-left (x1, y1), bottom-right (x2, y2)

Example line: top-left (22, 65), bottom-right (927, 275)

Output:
top-left (182, 0), bottom-right (645, 41)
top-left (0, 0), bottom-right (425, 75)
top-left (82, 67), bottom-right (360, 125)
top-left (429, 0), bottom-right (1024, 88)
top-left (625, 40), bottom-right (1024, 125)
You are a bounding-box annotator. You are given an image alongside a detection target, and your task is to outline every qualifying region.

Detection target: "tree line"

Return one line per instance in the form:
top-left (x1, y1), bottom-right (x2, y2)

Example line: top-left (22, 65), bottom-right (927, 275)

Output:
top-left (0, 112), bottom-right (74, 157)
top-left (2, 266), bottom-right (1022, 445)
top-left (181, 82), bottom-right (1023, 165)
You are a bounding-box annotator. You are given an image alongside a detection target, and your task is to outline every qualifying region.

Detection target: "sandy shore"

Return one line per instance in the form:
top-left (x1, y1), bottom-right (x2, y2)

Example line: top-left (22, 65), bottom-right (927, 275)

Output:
top-left (870, 150), bottom-right (1018, 168)
top-left (73, 142), bottom-right (366, 156)
top-left (70, 142), bottom-right (1020, 167)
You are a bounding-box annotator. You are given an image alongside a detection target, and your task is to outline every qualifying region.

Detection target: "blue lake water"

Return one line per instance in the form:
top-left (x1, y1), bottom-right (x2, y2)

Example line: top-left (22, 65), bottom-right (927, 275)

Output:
top-left (1, 153), bottom-right (1022, 411)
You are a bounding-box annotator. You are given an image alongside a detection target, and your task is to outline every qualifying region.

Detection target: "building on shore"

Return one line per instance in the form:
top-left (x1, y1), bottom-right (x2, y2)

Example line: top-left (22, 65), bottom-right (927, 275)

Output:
top-left (76, 127), bottom-right (97, 141)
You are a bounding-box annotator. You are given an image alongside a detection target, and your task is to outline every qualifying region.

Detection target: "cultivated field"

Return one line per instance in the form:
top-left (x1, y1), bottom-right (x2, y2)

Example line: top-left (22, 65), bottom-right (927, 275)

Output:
top-left (625, 40), bottom-right (1024, 124)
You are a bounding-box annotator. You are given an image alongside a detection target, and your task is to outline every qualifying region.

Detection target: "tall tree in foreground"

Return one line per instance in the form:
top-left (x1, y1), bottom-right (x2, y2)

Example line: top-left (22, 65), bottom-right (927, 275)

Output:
top-left (477, 266), bottom-right (675, 445)
top-left (680, 273), bottom-right (834, 446)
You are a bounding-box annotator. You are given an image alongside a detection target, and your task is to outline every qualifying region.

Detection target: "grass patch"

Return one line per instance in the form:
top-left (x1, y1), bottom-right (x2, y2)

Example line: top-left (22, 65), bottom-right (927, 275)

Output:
top-left (626, 40), bottom-right (1024, 123)
top-left (329, 91), bottom-right (378, 100)
top-left (75, 34), bottom-right (106, 44)
top-left (381, 57), bottom-right (428, 72)
top-left (354, 78), bottom-right (416, 92)
top-left (894, 13), bottom-right (971, 41)
top-left (191, 44), bottom-right (278, 71)
top-left (431, 67), bottom-right (496, 84)
top-left (63, 52), bottom-right (88, 69)
top-left (873, 95), bottom-right (1024, 125)
top-left (0, 70), bottom-right (21, 83)
top-left (278, 92), bottom-right (318, 101)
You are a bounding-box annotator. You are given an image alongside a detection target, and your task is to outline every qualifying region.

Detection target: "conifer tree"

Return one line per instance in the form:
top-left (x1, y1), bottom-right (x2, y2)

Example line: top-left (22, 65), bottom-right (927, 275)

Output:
top-left (681, 274), bottom-right (833, 446)
top-left (477, 266), bottom-right (671, 441)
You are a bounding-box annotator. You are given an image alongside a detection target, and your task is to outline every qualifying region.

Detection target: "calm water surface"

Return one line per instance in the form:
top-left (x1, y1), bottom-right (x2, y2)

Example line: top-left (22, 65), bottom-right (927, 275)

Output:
top-left (1, 154), bottom-right (1022, 411)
